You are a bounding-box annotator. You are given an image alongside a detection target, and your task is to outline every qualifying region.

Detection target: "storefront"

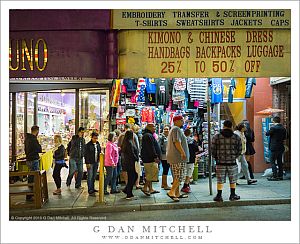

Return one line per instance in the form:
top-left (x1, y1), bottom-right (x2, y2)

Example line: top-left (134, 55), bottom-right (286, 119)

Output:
top-left (9, 10), bottom-right (118, 167)
top-left (112, 9), bottom-right (291, 174)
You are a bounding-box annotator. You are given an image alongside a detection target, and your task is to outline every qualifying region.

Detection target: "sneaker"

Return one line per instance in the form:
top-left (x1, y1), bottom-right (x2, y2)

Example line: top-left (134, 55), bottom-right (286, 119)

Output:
top-left (213, 195), bottom-right (223, 202)
top-left (229, 194), bottom-right (240, 201)
top-left (247, 179), bottom-right (257, 185)
top-left (125, 195), bottom-right (135, 200)
top-left (181, 187), bottom-right (191, 193)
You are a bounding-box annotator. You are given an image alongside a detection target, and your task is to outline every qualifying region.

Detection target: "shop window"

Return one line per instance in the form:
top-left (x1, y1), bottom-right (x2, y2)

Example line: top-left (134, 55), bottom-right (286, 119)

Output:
top-left (9, 93), bottom-right (12, 163)
top-left (16, 92), bottom-right (25, 156)
top-left (27, 92), bottom-right (35, 132)
top-left (37, 91), bottom-right (75, 150)
top-left (79, 89), bottom-right (109, 147)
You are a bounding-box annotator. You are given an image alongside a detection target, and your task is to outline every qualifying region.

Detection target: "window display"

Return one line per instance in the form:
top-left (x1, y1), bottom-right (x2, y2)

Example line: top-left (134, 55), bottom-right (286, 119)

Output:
top-left (16, 92), bottom-right (25, 156)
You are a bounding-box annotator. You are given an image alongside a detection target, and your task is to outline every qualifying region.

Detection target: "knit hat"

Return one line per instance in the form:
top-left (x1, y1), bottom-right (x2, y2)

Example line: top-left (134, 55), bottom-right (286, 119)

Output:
top-left (173, 115), bottom-right (183, 122)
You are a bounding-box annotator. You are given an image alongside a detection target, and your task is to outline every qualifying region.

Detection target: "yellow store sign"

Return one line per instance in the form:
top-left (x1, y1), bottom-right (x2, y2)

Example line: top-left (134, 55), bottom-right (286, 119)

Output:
top-left (118, 29), bottom-right (290, 78)
top-left (114, 9), bottom-right (290, 78)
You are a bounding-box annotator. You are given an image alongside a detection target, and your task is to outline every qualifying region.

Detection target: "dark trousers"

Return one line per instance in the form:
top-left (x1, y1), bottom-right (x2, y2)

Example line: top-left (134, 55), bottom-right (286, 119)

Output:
top-left (161, 160), bottom-right (170, 175)
top-left (270, 149), bottom-right (284, 177)
top-left (52, 163), bottom-right (64, 188)
top-left (124, 168), bottom-right (138, 198)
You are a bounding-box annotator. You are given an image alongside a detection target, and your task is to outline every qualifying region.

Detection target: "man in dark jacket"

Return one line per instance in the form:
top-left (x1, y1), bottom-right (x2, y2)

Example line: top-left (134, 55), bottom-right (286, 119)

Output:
top-left (266, 116), bottom-right (287, 181)
top-left (84, 132), bottom-right (101, 196)
top-left (211, 120), bottom-right (242, 202)
top-left (66, 127), bottom-right (86, 189)
top-left (24, 125), bottom-right (42, 200)
top-left (141, 123), bottom-right (161, 196)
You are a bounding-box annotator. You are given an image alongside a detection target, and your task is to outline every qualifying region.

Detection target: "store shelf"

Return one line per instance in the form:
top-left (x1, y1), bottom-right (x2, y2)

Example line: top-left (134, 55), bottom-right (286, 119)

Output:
top-left (37, 111), bottom-right (66, 116)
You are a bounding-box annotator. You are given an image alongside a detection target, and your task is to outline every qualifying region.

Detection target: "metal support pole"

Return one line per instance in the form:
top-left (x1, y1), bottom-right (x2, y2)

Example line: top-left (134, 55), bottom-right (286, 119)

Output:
top-left (207, 99), bottom-right (213, 195)
top-left (34, 93), bottom-right (37, 125)
top-left (24, 92), bottom-right (28, 133)
top-left (75, 89), bottom-right (79, 132)
top-left (98, 152), bottom-right (105, 203)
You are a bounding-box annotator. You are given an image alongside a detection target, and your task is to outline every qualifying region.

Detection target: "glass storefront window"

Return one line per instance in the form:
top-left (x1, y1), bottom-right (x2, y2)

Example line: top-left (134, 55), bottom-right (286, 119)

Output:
top-left (9, 93), bottom-right (12, 163)
top-left (16, 92), bottom-right (25, 156)
top-left (27, 92), bottom-right (35, 133)
top-left (79, 89), bottom-right (109, 147)
top-left (37, 90), bottom-right (75, 150)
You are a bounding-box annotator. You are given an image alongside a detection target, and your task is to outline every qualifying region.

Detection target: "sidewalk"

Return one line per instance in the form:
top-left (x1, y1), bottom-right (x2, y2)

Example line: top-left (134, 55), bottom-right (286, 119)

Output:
top-left (9, 173), bottom-right (291, 216)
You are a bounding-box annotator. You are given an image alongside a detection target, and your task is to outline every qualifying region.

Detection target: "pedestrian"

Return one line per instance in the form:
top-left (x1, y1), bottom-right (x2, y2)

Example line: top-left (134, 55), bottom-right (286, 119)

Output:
top-left (24, 125), bottom-right (42, 201)
top-left (52, 134), bottom-right (68, 195)
top-left (166, 115), bottom-right (190, 202)
top-left (118, 123), bottom-right (140, 185)
top-left (66, 127), bottom-right (86, 190)
top-left (158, 125), bottom-right (171, 190)
top-left (84, 132), bottom-right (101, 196)
top-left (132, 124), bottom-right (143, 189)
top-left (234, 123), bottom-right (257, 185)
top-left (114, 129), bottom-right (122, 186)
top-left (181, 128), bottom-right (200, 193)
top-left (141, 123), bottom-right (161, 196)
top-left (242, 119), bottom-right (256, 179)
top-left (104, 132), bottom-right (120, 195)
top-left (211, 120), bottom-right (242, 202)
top-left (266, 116), bottom-right (287, 181)
top-left (120, 130), bottom-right (139, 200)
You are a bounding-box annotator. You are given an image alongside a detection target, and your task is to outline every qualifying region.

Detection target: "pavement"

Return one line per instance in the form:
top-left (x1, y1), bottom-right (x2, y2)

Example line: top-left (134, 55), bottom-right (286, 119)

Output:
top-left (9, 172), bottom-right (291, 216)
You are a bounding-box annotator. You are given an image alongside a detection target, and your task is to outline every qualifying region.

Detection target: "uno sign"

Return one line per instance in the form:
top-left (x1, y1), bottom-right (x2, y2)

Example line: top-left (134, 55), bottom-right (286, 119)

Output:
top-left (9, 39), bottom-right (48, 71)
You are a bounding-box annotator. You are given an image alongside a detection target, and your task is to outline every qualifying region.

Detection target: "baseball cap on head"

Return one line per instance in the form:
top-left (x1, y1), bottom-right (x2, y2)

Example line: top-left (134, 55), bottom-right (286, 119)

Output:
top-left (173, 115), bottom-right (183, 122)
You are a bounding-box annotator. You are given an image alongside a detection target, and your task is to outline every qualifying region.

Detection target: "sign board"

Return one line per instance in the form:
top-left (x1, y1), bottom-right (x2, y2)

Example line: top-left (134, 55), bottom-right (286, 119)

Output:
top-left (113, 9), bottom-right (291, 29)
top-left (118, 29), bottom-right (291, 78)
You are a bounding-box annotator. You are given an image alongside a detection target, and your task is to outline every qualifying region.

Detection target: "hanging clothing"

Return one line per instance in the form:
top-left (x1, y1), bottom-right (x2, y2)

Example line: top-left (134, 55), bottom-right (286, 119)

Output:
top-left (146, 78), bottom-right (156, 94)
top-left (211, 78), bottom-right (223, 104)
top-left (136, 78), bottom-right (146, 103)
top-left (228, 78), bottom-right (236, 103)
top-left (155, 78), bottom-right (169, 106)
top-left (111, 79), bottom-right (121, 107)
top-left (245, 78), bottom-right (256, 98)
top-left (123, 78), bottom-right (137, 92)
top-left (187, 78), bottom-right (207, 102)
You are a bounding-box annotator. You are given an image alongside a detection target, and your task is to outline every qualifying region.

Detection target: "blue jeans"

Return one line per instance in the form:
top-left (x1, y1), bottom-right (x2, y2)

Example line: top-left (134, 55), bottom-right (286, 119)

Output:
top-left (66, 158), bottom-right (83, 188)
top-left (87, 163), bottom-right (99, 193)
top-left (26, 160), bottom-right (40, 184)
top-left (104, 166), bottom-right (118, 193)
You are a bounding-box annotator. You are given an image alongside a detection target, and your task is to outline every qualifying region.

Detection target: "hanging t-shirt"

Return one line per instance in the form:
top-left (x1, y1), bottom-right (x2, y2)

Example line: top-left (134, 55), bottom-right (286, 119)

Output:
top-left (136, 78), bottom-right (146, 103)
top-left (228, 78), bottom-right (236, 103)
top-left (245, 78), bottom-right (256, 98)
top-left (155, 78), bottom-right (169, 106)
top-left (111, 79), bottom-right (121, 107)
top-left (211, 78), bottom-right (223, 104)
top-left (145, 78), bottom-right (156, 94)
top-left (123, 78), bottom-right (138, 92)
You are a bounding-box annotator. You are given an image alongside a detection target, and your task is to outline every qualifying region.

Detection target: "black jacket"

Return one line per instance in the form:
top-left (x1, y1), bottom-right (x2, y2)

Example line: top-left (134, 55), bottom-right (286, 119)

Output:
top-left (67, 135), bottom-right (86, 159)
top-left (24, 133), bottom-right (42, 161)
top-left (121, 141), bottom-right (139, 172)
top-left (187, 137), bottom-right (199, 164)
top-left (84, 141), bottom-right (101, 164)
top-left (266, 123), bottom-right (287, 151)
top-left (53, 145), bottom-right (66, 161)
top-left (141, 129), bottom-right (161, 163)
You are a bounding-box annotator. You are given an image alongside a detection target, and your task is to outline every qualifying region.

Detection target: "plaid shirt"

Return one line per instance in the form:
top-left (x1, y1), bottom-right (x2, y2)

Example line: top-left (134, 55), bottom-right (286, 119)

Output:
top-left (211, 129), bottom-right (242, 165)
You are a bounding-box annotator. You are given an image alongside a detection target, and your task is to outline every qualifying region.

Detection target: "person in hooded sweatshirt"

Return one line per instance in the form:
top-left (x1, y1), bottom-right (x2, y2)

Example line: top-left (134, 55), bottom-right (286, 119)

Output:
top-left (211, 120), bottom-right (242, 202)
top-left (266, 116), bottom-right (287, 181)
top-left (24, 125), bottom-right (42, 201)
